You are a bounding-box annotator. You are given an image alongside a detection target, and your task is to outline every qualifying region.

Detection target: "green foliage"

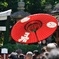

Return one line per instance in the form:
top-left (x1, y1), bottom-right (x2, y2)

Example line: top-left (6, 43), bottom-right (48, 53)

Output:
top-left (0, 0), bottom-right (18, 12)
top-left (24, 0), bottom-right (59, 14)
top-left (1, 44), bottom-right (18, 53)
top-left (0, 0), bottom-right (59, 13)
top-left (1, 43), bottom-right (41, 54)
top-left (0, 2), bottom-right (7, 11)
top-left (0, 37), bottom-right (4, 43)
top-left (1, 2), bottom-right (8, 7)
top-left (24, 0), bottom-right (42, 14)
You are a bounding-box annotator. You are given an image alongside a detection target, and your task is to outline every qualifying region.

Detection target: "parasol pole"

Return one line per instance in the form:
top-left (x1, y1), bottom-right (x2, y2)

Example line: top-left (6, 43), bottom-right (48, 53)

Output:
top-left (35, 31), bottom-right (39, 42)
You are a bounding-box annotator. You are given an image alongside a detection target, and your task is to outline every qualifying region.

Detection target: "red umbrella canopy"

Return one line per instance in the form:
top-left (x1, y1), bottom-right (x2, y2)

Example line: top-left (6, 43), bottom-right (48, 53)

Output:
top-left (11, 14), bottom-right (58, 44)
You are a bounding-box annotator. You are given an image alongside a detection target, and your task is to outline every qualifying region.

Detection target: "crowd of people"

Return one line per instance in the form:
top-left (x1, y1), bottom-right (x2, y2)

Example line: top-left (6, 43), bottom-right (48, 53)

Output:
top-left (8, 42), bottom-right (59, 59)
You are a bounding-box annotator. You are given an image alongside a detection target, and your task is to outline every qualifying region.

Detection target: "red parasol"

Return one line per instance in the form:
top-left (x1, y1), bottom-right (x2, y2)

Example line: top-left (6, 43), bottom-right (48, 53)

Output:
top-left (11, 14), bottom-right (58, 44)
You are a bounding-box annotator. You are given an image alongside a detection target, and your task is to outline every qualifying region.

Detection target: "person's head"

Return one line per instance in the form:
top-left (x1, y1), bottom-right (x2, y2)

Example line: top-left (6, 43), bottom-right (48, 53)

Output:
top-left (33, 50), bottom-right (39, 56)
top-left (48, 48), bottom-right (59, 59)
top-left (26, 51), bottom-right (33, 59)
top-left (19, 54), bottom-right (25, 59)
top-left (41, 46), bottom-right (47, 53)
top-left (46, 43), bottom-right (57, 52)
top-left (16, 49), bottom-right (22, 54)
top-left (8, 52), bottom-right (18, 59)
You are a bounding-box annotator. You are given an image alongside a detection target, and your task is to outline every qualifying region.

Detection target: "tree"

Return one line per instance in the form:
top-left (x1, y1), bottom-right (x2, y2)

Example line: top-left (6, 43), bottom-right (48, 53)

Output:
top-left (0, 0), bottom-right (18, 12)
top-left (24, 0), bottom-right (42, 14)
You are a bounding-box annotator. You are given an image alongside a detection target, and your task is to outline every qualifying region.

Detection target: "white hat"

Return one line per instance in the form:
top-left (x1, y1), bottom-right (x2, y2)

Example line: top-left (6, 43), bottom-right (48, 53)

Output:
top-left (47, 43), bottom-right (57, 49)
top-left (26, 51), bottom-right (33, 55)
top-left (11, 52), bottom-right (17, 55)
